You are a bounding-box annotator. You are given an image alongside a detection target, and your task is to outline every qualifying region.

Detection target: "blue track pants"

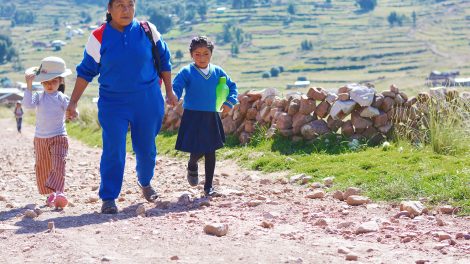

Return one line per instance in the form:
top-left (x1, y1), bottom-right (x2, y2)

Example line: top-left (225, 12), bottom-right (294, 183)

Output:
top-left (97, 86), bottom-right (164, 201)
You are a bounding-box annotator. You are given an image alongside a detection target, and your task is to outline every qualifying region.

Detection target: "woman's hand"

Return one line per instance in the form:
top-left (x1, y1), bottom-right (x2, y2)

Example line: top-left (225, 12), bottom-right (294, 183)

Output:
top-left (66, 101), bottom-right (79, 121)
top-left (166, 91), bottom-right (178, 107)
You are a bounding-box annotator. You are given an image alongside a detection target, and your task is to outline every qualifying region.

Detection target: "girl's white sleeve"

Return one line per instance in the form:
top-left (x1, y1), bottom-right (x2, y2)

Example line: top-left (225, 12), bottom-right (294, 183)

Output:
top-left (22, 89), bottom-right (39, 109)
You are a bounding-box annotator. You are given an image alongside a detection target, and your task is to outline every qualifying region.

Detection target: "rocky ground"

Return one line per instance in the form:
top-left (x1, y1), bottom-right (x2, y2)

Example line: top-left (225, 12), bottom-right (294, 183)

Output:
top-left (0, 118), bottom-right (469, 264)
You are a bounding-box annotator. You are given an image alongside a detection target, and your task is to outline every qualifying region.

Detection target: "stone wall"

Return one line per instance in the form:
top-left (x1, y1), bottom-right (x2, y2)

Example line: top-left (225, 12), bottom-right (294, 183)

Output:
top-left (162, 84), bottom-right (469, 145)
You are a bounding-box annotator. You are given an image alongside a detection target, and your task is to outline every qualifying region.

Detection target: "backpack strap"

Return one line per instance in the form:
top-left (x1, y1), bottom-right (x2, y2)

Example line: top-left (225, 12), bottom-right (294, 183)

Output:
top-left (140, 21), bottom-right (162, 78)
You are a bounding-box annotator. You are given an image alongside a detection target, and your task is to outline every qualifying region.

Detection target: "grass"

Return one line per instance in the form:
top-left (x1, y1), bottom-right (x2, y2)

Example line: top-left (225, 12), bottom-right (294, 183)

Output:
top-left (156, 129), bottom-right (470, 215)
top-left (0, 105), bottom-right (13, 118)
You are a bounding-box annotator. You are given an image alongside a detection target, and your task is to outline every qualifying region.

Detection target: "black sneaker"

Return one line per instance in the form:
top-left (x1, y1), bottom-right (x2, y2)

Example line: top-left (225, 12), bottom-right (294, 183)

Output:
top-left (101, 200), bottom-right (118, 214)
top-left (204, 187), bottom-right (222, 197)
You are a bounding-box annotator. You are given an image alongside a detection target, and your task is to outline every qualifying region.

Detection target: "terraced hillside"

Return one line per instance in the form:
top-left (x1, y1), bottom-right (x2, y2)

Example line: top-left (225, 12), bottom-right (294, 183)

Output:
top-left (0, 0), bottom-right (469, 96)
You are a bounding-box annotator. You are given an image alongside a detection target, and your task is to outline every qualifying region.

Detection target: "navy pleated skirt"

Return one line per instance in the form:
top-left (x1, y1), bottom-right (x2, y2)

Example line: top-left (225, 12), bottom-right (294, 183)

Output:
top-left (175, 109), bottom-right (225, 153)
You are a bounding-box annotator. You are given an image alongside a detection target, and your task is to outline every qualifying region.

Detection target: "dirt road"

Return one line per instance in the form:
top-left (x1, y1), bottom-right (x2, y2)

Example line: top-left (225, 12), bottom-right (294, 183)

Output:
top-left (0, 118), bottom-right (468, 263)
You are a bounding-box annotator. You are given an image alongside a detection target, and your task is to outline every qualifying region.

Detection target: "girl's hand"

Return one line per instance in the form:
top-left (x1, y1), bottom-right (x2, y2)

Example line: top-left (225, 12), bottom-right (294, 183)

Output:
top-left (66, 101), bottom-right (79, 121)
top-left (221, 104), bottom-right (231, 114)
top-left (166, 91), bottom-right (178, 107)
top-left (25, 73), bottom-right (35, 90)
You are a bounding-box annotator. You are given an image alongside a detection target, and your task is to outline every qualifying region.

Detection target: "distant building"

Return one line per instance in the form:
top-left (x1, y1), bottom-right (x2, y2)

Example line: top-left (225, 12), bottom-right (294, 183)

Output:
top-left (426, 70), bottom-right (470, 87)
top-left (287, 80), bottom-right (311, 89)
top-left (216, 7), bottom-right (226, 14)
top-left (425, 70), bottom-right (459, 87)
top-left (452, 78), bottom-right (470, 87)
top-left (51, 40), bottom-right (67, 47)
top-left (16, 82), bottom-right (43, 91)
top-left (0, 88), bottom-right (23, 104)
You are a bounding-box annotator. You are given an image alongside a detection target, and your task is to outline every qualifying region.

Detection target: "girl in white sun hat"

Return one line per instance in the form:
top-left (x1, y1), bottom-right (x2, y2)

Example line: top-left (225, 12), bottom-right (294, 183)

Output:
top-left (23, 56), bottom-right (73, 209)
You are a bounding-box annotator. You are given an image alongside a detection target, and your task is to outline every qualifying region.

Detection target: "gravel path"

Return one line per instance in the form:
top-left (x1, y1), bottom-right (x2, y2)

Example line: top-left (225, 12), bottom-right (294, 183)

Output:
top-left (0, 118), bottom-right (468, 264)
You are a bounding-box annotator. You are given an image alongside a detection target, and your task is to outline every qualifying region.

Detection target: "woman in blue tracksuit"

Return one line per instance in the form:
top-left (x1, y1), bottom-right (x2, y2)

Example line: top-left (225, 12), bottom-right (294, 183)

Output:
top-left (66, 0), bottom-right (178, 214)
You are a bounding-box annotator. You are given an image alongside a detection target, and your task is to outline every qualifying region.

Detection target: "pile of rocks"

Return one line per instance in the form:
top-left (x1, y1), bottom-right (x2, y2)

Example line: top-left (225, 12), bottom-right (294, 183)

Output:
top-left (162, 84), bottom-right (467, 145)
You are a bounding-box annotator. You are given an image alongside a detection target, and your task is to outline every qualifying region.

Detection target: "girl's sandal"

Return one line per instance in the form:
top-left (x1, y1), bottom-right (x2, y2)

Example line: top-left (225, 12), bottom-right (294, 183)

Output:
top-left (101, 200), bottom-right (118, 214)
top-left (138, 182), bottom-right (159, 202)
top-left (187, 168), bottom-right (199, 187)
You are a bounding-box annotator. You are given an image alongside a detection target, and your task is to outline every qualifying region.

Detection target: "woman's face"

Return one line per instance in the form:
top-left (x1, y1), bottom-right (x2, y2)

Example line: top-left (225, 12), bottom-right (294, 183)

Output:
top-left (191, 47), bottom-right (212, 69)
top-left (108, 0), bottom-right (135, 29)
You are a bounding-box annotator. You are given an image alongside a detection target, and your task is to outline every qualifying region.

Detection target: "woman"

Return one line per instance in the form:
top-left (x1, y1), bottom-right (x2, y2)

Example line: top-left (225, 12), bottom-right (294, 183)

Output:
top-left (66, 0), bottom-right (178, 214)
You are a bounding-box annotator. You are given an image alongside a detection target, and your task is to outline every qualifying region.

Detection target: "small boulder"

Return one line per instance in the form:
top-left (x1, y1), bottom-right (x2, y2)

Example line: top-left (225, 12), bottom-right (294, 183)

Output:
top-left (439, 205), bottom-right (456, 214)
top-left (349, 84), bottom-right (375, 106)
top-left (315, 101), bottom-right (330, 118)
top-left (204, 223), bottom-right (229, 237)
top-left (343, 187), bottom-right (362, 200)
top-left (345, 253), bottom-right (358, 261)
top-left (332, 190), bottom-right (344, 201)
top-left (346, 195), bottom-right (369, 206)
top-left (261, 221), bottom-right (274, 229)
top-left (136, 205), bottom-right (146, 216)
top-left (24, 210), bottom-right (37, 219)
top-left (305, 190), bottom-right (325, 199)
top-left (307, 87), bottom-right (328, 101)
top-left (247, 200), bottom-right (263, 207)
top-left (323, 177), bottom-right (335, 186)
top-left (400, 201), bottom-right (426, 217)
top-left (356, 221), bottom-right (379, 234)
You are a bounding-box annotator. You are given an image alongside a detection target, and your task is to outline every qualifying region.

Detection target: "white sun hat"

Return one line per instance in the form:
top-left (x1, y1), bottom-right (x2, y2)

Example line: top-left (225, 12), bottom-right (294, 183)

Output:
top-left (25, 56), bottom-right (72, 82)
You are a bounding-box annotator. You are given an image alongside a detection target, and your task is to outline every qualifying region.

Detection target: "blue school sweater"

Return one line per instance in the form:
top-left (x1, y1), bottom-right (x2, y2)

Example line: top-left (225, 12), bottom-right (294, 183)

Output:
top-left (76, 19), bottom-right (171, 96)
top-left (172, 63), bottom-right (238, 112)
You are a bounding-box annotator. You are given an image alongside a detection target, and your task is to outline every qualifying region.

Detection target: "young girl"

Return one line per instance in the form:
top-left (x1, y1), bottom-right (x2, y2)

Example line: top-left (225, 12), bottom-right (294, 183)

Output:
top-left (23, 56), bottom-right (72, 209)
top-left (13, 101), bottom-right (24, 133)
top-left (172, 36), bottom-right (238, 196)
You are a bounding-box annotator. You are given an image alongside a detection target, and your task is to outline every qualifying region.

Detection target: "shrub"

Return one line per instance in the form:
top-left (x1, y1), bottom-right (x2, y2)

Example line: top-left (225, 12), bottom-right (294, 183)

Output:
top-left (262, 71), bottom-right (271, 78)
top-left (356, 0), bottom-right (377, 12)
top-left (270, 67), bottom-right (280, 77)
top-left (11, 10), bottom-right (35, 26)
top-left (393, 96), bottom-right (470, 155)
top-left (388, 11), bottom-right (407, 27)
top-left (301, 40), bottom-right (313, 51)
top-left (287, 3), bottom-right (296, 15)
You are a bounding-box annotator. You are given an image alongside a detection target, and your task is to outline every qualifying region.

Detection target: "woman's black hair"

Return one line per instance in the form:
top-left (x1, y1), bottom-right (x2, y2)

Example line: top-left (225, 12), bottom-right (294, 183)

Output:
top-left (106, 0), bottom-right (114, 22)
top-left (106, 12), bottom-right (112, 23)
top-left (189, 36), bottom-right (214, 54)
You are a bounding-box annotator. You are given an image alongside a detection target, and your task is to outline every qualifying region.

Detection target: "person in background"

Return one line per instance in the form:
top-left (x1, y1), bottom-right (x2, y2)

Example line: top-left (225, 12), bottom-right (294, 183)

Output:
top-left (13, 101), bottom-right (24, 133)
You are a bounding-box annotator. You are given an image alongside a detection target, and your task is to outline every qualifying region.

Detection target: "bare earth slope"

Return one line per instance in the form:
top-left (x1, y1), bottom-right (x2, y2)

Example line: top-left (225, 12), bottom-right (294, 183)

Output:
top-left (0, 118), bottom-right (468, 263)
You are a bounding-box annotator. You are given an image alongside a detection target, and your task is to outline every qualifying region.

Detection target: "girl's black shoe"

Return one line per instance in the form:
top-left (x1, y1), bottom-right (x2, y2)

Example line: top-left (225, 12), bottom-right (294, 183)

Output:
top-left (187, 167), bottom-right (199, 186)
top-left (204, 187), bottom-right (222, 197)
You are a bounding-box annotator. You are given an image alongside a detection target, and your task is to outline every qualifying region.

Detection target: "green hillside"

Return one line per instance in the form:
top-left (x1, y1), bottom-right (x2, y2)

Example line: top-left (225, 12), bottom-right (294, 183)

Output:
top-left (1, 0), bottom-right (469, 97)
